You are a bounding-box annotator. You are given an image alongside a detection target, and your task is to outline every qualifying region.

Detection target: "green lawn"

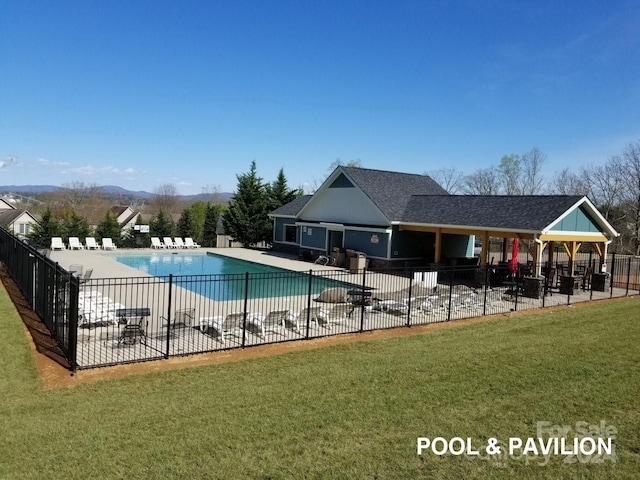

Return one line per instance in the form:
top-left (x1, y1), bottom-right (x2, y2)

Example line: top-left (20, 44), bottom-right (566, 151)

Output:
top-left (1, 284), bottom-right (639, 480)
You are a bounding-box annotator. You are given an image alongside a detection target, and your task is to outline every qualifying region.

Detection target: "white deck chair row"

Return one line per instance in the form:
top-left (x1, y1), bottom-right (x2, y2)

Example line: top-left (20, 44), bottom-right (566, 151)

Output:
top-left (151, 237), bottom-right (201, 249)
top-left (198, 304), bottom-right (355, 344)
top-left (50, 237), bottom-right (116, 250)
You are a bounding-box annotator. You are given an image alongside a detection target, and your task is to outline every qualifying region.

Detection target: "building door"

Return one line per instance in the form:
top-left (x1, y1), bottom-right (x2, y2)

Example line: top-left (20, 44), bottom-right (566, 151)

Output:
top-left (328, 230), bottom-right (343, 253)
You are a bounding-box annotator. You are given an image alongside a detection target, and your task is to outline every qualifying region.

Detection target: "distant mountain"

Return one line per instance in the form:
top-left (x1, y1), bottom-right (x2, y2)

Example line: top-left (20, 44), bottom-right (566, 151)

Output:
top-left (0, 185), bottom-right (233, 203)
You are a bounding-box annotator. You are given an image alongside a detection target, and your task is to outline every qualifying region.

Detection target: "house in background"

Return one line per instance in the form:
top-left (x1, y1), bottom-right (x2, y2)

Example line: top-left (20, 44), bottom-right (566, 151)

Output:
top-left (110, 206), bottom-right (141, 231)
top-left (0, 198), bottom-right (39, 239)
top-left (269, 166), bottom-right (619, 272)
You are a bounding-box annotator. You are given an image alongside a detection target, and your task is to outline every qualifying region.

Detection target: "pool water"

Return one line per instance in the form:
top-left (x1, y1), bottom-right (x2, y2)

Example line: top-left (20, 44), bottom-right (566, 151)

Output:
top-left (113, 252), bottom-right (351, 300)
top-left (115, 252), bottom-right (290, 276)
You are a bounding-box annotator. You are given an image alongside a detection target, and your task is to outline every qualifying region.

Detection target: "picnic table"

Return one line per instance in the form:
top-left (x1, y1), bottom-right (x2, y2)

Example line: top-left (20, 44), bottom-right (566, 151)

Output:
top-left (115, 308), bottom-right (151, 345)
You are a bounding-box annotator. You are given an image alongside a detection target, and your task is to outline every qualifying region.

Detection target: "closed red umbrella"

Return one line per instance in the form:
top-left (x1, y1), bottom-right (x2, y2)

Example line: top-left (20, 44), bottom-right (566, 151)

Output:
top-left (509, 238), bottom-right (519, 274)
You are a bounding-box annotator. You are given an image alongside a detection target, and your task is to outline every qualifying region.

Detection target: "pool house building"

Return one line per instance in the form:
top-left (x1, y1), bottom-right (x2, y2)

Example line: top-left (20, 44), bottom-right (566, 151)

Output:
top-left (269, 166), bottom-right (619, 273)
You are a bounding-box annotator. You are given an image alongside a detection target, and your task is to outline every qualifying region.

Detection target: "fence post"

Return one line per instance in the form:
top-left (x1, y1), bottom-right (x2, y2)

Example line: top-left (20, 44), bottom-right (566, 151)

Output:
top-left (360, 269), bottom-right (367, 331)
top-left (514, 267), bottom-right (519, 311)
top-left (482, 265), bottom-right (488, 316)
top-left (626, 256), bottom-right (631, 296)
top-left (165, 274), bottom-right (173, 359)
top-left (406, 270), bottom-right (413, 327)
top-left (447, 266), bottom-right (454, 321)
top-left (68, 275), bottom-right (79, 374)
top-left (609, 253), bottom-right (616, 299)
top-left (305, 270), bottom-right (313, 339)
top-left (242, 272), bottom-right (249, 347)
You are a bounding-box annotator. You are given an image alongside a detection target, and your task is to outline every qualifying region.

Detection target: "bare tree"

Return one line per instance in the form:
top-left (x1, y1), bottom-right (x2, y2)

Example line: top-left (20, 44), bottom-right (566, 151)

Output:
top-left (620, 140), bottom-right (640, 255)
top-left (498, 154), bottom-right (521, 195)
top-left (151, 183), bottom-right (180, 214)
top-left (520, 147), bottom-right (547, 194)
top-left (426, 167), bottom-right (465, 194)
top-left (463, 168), bottom-right (500, 195)
top-left (550, 168), bottom-right (589, 195)
top-left (583, 157), bottom-right (626, 221)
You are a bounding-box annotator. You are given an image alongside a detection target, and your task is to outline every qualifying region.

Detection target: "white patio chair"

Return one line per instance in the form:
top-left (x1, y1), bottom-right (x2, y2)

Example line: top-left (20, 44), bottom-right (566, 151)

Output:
top-left (298, 305), bottom-right (330, 328)
top-left (263, 308), bottom-right (300, 336)
top-left (174, 237), bottom-right (186, 248)
top-left (163, 237), bottom-right (177, 248)
top-left (150, 237), bottom-right (166, 249)
top-left (184, 237), bottom-right (200, 248)
top-left (68, 237), bottom-right (85, 250)
top-left (102, 238), bottom-right (117, 250)
top-left (50, 237), bottom-right (66, 250)
top-left (85, 237), bottom-right (101, 250)
top-left (199, 316), bottom-right (225, 342)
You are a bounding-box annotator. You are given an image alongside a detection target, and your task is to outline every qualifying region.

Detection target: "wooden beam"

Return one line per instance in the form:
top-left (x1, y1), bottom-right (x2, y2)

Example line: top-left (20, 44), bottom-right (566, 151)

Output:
top-left (538, 233), bottom-right (608, 242)
top-left (399, 224), bottom-right (535, 239)
top-left (434, 228), bottom-right (442, 263)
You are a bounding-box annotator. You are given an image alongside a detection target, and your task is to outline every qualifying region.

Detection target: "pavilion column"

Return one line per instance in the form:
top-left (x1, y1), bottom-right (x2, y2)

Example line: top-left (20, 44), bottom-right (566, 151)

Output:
top-left (434, 229), bottom-right (442, 264)
top-left (502, 238), bottom-right (508, 262)
top-left (480, 231), bottom-right (489, 266)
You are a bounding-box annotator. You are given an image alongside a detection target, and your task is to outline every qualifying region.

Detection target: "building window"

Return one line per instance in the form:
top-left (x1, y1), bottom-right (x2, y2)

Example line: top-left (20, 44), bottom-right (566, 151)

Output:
top-left (284, 225), bottom-right (297, 243)
top-left (18, 223), bottom-right (30, 235)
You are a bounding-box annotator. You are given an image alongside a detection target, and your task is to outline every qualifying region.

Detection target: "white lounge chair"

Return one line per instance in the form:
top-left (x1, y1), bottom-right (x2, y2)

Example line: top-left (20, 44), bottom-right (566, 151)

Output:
top-left (163, 237), bottom-right (176, 248)
top-left (102, 238), bottom-right (117, 250)
top-left (174, 237), bottom-right (186, 248)
top-left (85, 237), bottom-right (101, 250)
top-left (200, 312), bottom-right (262, 344)
top-left (263, 309), bottom-right (300, 336)
top-left (68, 237), bottom-right (85, 250)
top-left (50, 237), bottom-right (66, 250)
top-left (184, 237), bottom-right (200, 248)
top-left (150, 237), bottom-right (166, 249)
top-left (199, 316), bottom-right (225, 342)
top-left (298, 305), bottom-right (330, 328)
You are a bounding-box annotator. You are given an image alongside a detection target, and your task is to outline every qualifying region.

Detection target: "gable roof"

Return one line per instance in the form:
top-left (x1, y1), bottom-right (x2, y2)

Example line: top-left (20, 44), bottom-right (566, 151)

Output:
top-left (0, 209), bottom-right (37, 225)
top-left (339, 167), bottom-right (449, 220)
top-left (401, 195), bottom-right (618, 236)
top-left (0, 198), bottom-right (16, 210)
top-left (288, 166), bottom-right (448, 222)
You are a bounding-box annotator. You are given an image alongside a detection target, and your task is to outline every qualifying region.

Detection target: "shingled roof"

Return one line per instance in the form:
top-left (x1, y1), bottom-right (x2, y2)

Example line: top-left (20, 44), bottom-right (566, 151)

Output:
top-left (339, 167), bottom-right (448, 221)
top-left (270, 195), bottom-right (312, 217)
top-left (402, 195), bottom-right (585, 231)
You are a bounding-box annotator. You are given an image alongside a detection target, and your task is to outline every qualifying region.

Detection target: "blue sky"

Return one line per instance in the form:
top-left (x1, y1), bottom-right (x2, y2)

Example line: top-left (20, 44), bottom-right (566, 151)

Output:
top-left (1, 0), bottom-right (639, 195)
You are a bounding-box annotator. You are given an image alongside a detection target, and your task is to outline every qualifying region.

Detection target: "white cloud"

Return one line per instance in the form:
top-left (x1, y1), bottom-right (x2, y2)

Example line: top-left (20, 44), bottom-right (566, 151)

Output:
top-left (38, 158), bottom-right (50, 165)
top-left (1, 155), bottom-right (18, 169)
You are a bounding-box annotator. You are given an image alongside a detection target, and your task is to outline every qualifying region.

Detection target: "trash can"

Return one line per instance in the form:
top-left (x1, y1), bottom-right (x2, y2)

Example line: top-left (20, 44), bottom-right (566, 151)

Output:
top-left (522, 276), bottom-right (544, 299)
top-left (591, 273), bottom-right (607, 292)
top-left (332, 247), bottom-right (345, 268)
top-left (559, 275), bottom-right (577, 295)
top-left (349, 252), bottom-right (366, 273)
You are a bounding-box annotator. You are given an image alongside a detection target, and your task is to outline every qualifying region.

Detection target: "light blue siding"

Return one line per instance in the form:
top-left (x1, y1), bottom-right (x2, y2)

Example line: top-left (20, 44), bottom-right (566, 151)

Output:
top-left (552, 206), bottom-right (600, 233)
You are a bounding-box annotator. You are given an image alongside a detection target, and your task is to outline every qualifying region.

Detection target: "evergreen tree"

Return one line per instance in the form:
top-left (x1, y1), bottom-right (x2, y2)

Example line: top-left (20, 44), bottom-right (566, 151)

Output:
top-left (150, 209), bottom-right (174, 238)
top-left (96, 211), bottom-right (122, 243)
top-left (176, 208), bottom-right (196, 239)
top-left (202, 203), bottom-right (222, 247)
top-left (63, 210), bottom-right (92, 241)
top-left (223, 161), bottom-right (271, 246)
top-left (188, 200), bottom-right (209, 243)
top-left (27, 207), bottom-right (63, 249)
top-left (267, 168), bottom-right (303, 211)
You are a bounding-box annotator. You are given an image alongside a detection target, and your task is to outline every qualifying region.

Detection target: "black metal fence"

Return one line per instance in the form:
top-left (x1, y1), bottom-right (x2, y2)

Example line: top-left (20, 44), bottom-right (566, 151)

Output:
top-left (0, 228), bottom-right (79, 368)
top-left (1, 228), bottom-right (638, 372)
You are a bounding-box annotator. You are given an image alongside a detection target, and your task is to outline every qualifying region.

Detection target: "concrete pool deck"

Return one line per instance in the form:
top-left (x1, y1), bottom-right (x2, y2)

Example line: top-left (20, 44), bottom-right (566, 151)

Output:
top-left (49, 247), bottom-right (342, 278)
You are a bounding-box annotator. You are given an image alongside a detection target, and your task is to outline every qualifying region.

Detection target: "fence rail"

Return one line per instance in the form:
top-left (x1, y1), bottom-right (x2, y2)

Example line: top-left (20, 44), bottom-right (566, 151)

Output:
top-left (1, 228), bottom-right (638, 372)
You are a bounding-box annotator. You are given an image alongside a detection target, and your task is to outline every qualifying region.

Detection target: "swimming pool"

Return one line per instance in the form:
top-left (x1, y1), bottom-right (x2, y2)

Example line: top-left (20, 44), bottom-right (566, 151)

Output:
top-left (113, 252), bottom-right (352, 300)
